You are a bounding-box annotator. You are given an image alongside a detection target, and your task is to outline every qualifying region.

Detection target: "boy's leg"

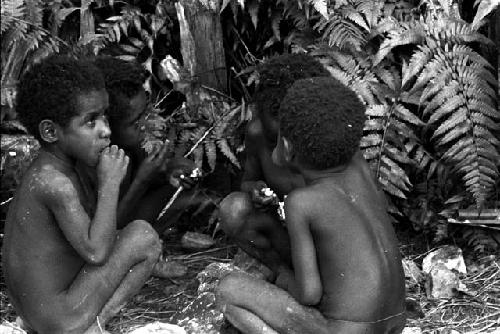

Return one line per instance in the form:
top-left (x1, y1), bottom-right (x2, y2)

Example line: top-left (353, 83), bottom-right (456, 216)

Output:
top-left (216, 272), bottom-right (331, 334)
top-left (54, 220), bottom-right (161, 333)
top-left (219, 192), bottom-right (291, 272)
top-left (217, 273), bottom-right (406, 334)
top-left (224, 305), bottom-right (279, 334)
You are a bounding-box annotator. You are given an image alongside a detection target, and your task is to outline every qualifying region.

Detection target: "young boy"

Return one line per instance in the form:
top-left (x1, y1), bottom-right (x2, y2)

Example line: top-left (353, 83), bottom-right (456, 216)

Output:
top-left (216, 77), bottom-right (406, 334)
top-left (92, 56), bottom-right (198, 232)
top-left (2, 56), bottom-right (162, 334)
top-left (219, 53), bottom-right (330, 269)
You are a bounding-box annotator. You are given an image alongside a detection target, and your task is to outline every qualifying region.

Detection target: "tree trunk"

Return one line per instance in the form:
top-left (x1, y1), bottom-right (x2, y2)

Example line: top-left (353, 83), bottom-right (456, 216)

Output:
top-left (495, 9), bottom-right (499, 101)
top-left (175, 0), bottom-right (227, 93)
top-left (80, 0), bottom-right (95, 41)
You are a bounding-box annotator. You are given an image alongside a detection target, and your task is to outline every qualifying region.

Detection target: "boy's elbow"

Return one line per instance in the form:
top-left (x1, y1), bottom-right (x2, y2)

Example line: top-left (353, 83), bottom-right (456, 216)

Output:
top-left (85, 247), bottom-right (112, 265)
top-left (297, 287), bottom-right (322, 306)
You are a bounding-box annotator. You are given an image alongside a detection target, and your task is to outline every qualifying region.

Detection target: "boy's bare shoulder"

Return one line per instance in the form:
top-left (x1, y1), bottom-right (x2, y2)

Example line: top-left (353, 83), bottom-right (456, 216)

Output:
top-left (27, 162), bottom-right (78, 200)
top-left (285, 182), bottom-right (354, 213)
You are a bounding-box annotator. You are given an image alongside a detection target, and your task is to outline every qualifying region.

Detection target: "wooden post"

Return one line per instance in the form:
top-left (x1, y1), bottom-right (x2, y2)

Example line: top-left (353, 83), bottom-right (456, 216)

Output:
top-left (175, 0), bottom-right (227, 93)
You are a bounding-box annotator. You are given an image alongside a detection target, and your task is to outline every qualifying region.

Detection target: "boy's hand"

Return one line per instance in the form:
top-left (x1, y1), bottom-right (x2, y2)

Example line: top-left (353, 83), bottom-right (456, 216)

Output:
top-left (97, 145), bottom-right (129, 187)
top-left (136, 141), bottom-right (170, 184)
top-left (249, 181), bottom-right (277, 208)
top-left (166, 157), bottom-right (200, 189)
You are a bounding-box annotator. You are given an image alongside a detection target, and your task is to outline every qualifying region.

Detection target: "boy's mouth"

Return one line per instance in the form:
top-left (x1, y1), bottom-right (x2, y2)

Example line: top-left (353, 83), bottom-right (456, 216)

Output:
top-left (98, 142), bottom-right (111, 154)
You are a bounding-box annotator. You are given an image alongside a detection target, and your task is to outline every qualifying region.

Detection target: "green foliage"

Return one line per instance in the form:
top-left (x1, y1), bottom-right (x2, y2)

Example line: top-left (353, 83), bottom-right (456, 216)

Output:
top-left (141, 56), bottom-right (248, 174)
top-left (1, 0), bottom-right (61, 124)
top-left (375, 7), bottom-right (498, 208)
top-left (310, 0), bottom-right (499, 253)
top-left (94, 1), bottom-right (178, 94)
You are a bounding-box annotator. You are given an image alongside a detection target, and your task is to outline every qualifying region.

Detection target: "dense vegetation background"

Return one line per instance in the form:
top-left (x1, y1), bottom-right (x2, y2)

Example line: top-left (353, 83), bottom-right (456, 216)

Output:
top-left (1, 0), bottom-right (499, 256)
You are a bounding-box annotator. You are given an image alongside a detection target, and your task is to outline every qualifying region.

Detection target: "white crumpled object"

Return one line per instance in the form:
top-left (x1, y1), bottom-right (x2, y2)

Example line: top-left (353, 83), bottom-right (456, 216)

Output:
top-left (0, 322), bottom-right (27, 334)
top-left (422, 245), bottom-right (467, 275)
top-left (401, 327), bottom-right (422, 334)
top-left (127, 322), bottom-right (186, 334)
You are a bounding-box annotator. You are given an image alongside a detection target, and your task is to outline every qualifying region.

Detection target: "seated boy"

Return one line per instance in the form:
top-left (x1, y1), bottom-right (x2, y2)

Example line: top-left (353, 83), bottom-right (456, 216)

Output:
top-left (92, 56), bottom-right (199, 232)
top-left (216, 77), bottom-right (406, 334)
top-left (1, 55), bottom-right (162, 334)
top-left (219, 53), bottom-right (330, 268)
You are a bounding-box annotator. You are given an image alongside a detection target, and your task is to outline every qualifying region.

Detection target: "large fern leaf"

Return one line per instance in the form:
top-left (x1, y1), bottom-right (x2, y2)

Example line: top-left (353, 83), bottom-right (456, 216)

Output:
top-left (1, 0), bottom-right (24, 33)
top-left (408, 43), bottom-right (498, 207)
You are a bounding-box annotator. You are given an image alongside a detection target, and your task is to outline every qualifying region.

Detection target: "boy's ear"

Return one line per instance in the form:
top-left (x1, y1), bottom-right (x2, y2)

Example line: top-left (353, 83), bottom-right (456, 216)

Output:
top-left (39, 120), bottom-right (59, 143)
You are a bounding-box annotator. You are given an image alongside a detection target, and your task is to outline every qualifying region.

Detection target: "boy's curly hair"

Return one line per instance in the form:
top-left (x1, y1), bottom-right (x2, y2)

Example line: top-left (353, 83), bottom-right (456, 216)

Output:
top-left (279, 77), bottom-right (366, 169)
top-left (92, 56), bottom-right (147, 123)
top-left (254, 53), bottom-right (330, 117)
top-left (16, 55), bottom-right (105, 142)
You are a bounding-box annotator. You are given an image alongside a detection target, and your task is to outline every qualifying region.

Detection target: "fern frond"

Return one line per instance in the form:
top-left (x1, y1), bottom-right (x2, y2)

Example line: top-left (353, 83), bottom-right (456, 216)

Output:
top-left (192, 145), bottom-right (204, 169)
top-left (204, 140), bottom-right (217, 171)
top-left (341, 6), bottom-right (370, 32)
top-left (394, 104), bottom-right (423, 126)
top-left (315, 12), bottom-right (367, 51)
top-left (432, 107), bottom-right (468, 139)
top-left (354, 0), bottom-right (384, 29)
top-left (402, 45), bottom-right (434, 88)
top-left (307, 0), bottom-right (328, 18)
top-left (427, 94), bottom-right (464, 124)
top-left (1, 0), bottom-right (24, 33)
top-left (472, 0), bottom-right (500, 29)
top-left (374, 19), bottom-right (425, 65)
top-left (217, 139), bottom-right (241, 169)
top-left (463, 228), bottom-right (498, 254)
top-left (361, 102), bottom-right (416, 199)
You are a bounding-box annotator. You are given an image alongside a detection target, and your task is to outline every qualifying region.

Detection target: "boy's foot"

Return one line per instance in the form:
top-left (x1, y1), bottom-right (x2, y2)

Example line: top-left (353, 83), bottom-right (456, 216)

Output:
top-left (153, 259), bottom-right (188, 279)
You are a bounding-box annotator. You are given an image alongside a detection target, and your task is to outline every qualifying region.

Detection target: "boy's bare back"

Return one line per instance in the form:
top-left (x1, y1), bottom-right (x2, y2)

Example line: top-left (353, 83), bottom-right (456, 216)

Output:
top-left (285, 153), bottom-right (405, 321)
top-left (3, 153), bottom-right (98, 314)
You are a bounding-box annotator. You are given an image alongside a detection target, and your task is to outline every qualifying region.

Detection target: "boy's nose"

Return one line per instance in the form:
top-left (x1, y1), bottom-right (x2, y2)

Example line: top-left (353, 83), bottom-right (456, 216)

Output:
top-left (98, 120), bottom-right (111, 138)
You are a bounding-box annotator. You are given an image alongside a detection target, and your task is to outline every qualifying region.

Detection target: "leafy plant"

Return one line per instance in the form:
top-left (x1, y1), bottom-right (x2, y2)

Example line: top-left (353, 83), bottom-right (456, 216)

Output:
top-left (141, 56), bottom-right (248, 174)
top-left (96, 1), bottom-right (179, 94)
top-left (310, 0), bottom-right (499, 252)
top-left (1, 0), bottom-right (61, 125)
top-left (373, 1), bottom-right (499, 209)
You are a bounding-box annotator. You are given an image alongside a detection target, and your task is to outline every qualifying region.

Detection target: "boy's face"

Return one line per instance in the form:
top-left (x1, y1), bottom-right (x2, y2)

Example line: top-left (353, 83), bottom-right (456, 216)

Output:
top-left (58, 89), bottom-right (111, 166)
top-left (111, 89), bottom-right (148, 154)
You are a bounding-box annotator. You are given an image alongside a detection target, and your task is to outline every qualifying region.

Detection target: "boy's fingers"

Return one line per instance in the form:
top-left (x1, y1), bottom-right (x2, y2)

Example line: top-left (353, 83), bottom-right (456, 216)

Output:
top-left (123, 155), bottom-right (130, 169)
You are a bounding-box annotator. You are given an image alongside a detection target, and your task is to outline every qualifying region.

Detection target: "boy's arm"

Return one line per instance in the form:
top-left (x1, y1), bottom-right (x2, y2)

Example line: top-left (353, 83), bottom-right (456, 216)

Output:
top-left (44, 146), bottom-right (128, 264)
top-left (116, 146), bottom-right (198, 227)
top-left (240, 119), bottom-right (266, 193)
top-left (116, 143), bottom-right (170, 228)
top-left (283, 192), bottom-right (323, 305)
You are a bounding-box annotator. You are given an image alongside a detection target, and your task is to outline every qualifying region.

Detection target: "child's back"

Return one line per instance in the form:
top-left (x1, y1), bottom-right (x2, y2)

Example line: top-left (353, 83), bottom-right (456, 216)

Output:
top-left (3, 153), bottom-right (95, 317)
top-left (287, 152), bottom-right (405, 322)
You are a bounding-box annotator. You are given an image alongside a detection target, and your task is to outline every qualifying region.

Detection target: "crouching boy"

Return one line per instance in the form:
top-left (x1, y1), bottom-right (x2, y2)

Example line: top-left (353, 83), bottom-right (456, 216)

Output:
top-left (216, 77), bottom-right (406, 334)
top-left (1, 55), bottom-right (161, 334)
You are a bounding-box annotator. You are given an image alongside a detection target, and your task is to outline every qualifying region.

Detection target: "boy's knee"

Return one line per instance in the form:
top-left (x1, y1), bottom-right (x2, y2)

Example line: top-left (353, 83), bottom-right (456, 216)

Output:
top-left (216, 272), bottom-right (251, 304)
top-left (124, 220), bottom-right (161, 257)
top-left (219, 192), bottom-right (253, 237)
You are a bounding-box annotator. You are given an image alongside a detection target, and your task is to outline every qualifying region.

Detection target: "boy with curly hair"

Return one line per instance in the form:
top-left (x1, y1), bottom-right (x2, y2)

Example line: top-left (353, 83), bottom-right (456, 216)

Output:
top-left (216, 77), bottom-right (406, 334)
top-left (92, 57), bottom-right (198, 232)
top-left (219, 53), bottom-right (330, 270)
top-left (2, 55), bottom-right (162, 333)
